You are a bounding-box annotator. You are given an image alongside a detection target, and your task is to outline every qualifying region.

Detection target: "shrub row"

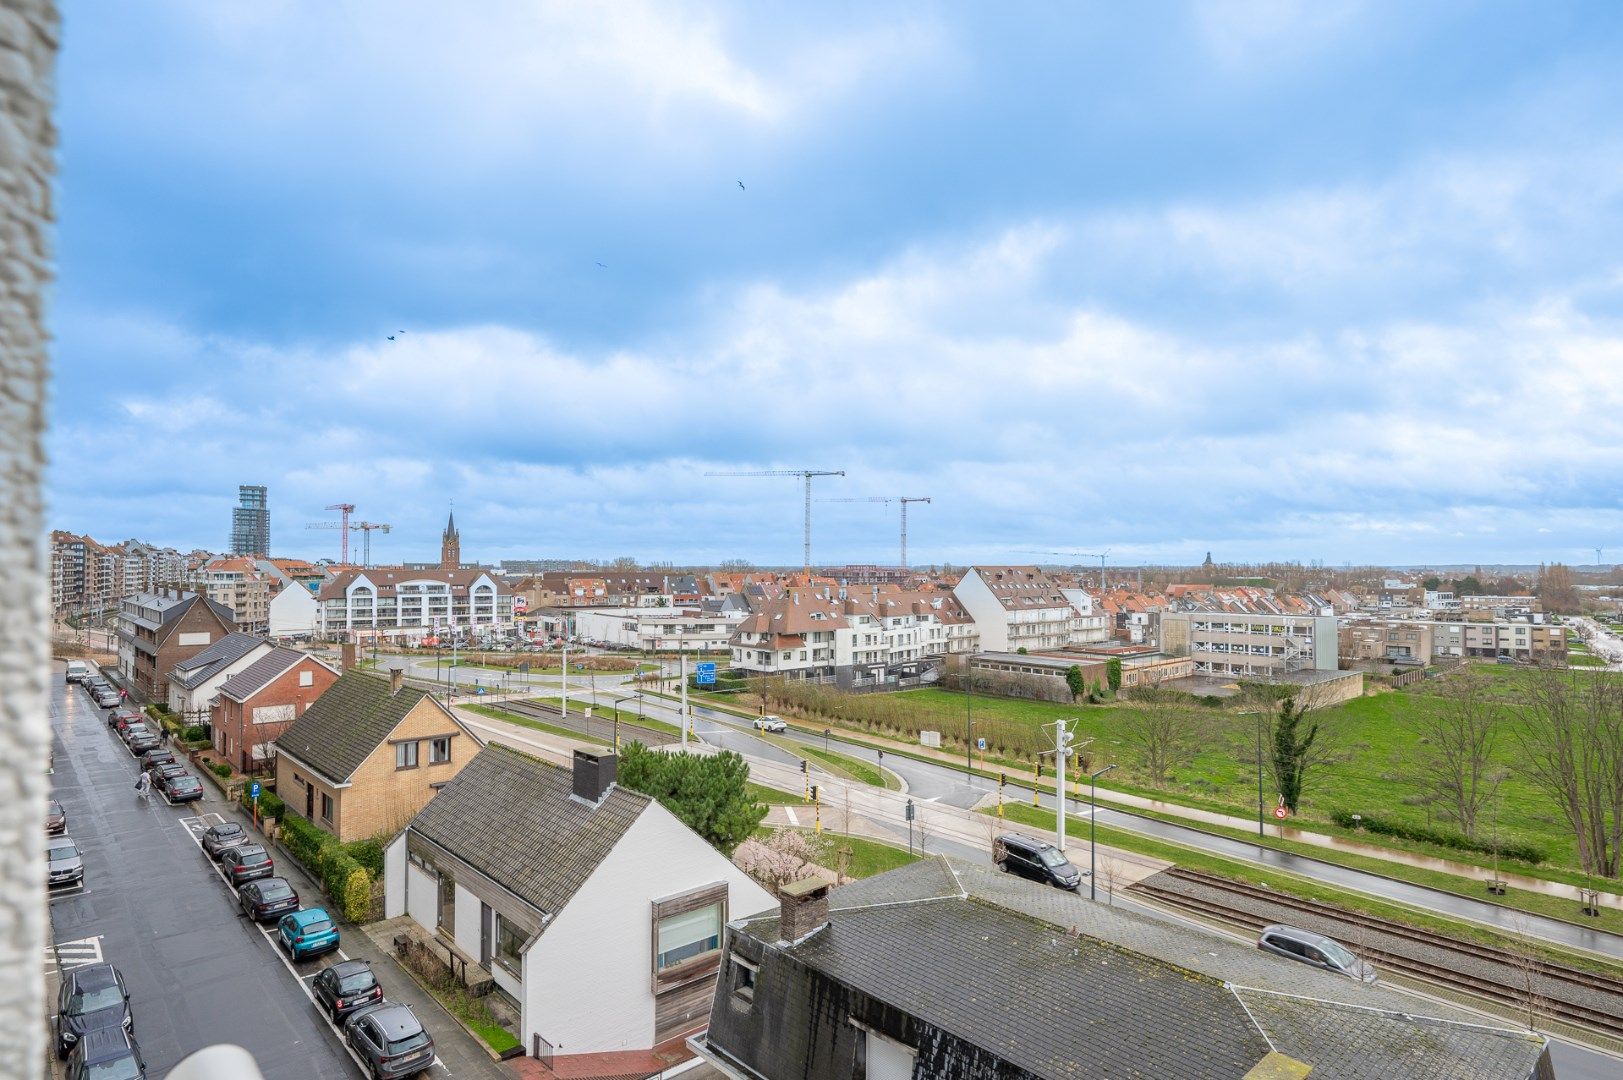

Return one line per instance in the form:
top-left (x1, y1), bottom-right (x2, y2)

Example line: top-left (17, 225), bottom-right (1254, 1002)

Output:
top-left (1330, 809), bottom-right (1545, 865)
top-left (273, 809), bottom-right (378, 922)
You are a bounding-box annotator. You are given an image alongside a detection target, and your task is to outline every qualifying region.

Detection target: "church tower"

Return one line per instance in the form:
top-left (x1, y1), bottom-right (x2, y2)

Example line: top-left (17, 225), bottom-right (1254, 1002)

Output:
top-left (441, 509), bottom-right (460, 569)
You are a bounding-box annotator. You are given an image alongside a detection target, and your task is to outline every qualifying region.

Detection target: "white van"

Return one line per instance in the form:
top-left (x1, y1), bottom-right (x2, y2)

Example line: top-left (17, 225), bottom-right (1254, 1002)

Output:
top-left (64, 661), bottom-right (93, 684)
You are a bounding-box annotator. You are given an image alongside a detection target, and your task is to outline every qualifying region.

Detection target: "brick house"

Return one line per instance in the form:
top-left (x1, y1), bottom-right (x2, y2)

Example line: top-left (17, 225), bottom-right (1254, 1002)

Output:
top-left (273, 668), bottom-right (477, 842)
top-left (212, 648), bottom-right (341, 774)
top-left (115, 590), bottom-right (239, 701)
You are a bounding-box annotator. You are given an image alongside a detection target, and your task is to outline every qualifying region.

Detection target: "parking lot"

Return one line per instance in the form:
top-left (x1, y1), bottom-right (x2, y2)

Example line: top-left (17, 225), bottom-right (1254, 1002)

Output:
top-left (45, 668), bottom-right (492, 1080)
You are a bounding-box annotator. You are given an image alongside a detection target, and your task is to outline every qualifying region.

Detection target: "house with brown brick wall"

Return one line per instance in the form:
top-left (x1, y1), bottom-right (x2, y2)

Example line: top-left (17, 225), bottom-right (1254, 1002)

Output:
top-left (115, 589), bottom-right (239, 701)
top-left (273, 668), bottom-right (478, 842)
top-left (212, 648), bottom-right (341, 774)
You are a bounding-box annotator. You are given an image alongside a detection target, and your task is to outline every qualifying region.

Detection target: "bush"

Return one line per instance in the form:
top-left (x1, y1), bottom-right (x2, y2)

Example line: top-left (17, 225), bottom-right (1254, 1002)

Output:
top-left (344, 837), bottom-right (386, 879)
top-left (242, 787), bottom-right (287, 821)
top-left (276, 810), bottom-right (376, 922)
top-left (278, 811), bottom-right (328, 867)
top-left (1330, 809), bottom-right (1545, 864)
top-left (181, 724), bottom-right (207, 743)
top-left (211, 762), bottom-right (232, 779)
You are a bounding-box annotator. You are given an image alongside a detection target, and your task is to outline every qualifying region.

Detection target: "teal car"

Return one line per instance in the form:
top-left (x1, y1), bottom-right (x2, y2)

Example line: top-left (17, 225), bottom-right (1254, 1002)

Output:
top-left (277, 907), bottom-right (339, 959)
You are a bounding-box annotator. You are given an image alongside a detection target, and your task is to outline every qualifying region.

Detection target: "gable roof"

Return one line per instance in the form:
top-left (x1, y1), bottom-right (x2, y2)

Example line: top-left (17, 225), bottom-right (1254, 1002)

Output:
top-left (219, 648), bottom-right (336, 702)
top-left (407, 743), bottom-right (649, 919)
top-left (120, 591), bottom-right (238, 634)
top-left (168, 632), bottom-right (269, 689)
top-left (273, 671), bottom-right (440, 784)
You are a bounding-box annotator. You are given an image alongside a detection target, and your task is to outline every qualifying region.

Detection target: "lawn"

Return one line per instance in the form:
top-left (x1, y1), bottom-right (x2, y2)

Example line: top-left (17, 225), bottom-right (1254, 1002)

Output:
top-left (759, 827), bottom-right (921, 879)
top-left (801, 746), bottom-right (902, 790)
top-left (768, 667), bottom-right (1623, 882)
top-left (460, 702), bottom-right (610, 746)
top-left (747, 780), bottom-right (809, 806)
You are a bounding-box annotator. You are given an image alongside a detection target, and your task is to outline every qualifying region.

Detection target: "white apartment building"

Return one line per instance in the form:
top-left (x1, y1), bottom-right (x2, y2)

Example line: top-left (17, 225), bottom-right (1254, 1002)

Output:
top-left (316, 567), bottom-right (514, 641)
top-left (953, 567), bottom-right (1083, 652)
top-left (1160, 610), bottom-right (1338, 677)
top-left (729, 588), bottom-right (971, 686)
top-left (189, 556), bottom-right (274, 634)
top-left (572, 607), bottom-right (740, 652)
top-left (1060, 588), bottom-right (1113, 645)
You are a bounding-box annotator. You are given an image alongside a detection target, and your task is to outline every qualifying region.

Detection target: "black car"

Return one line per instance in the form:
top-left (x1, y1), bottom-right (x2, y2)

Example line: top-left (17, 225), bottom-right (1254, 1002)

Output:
top-left (159, 773), bottom-right (204, 803)
top-left (201, 821), bottom-right (248, 859)
top-left (344, 1001), bottom-right (435, 1079)
top-left (55, 963), bottom-right (132, 1059)
top-left (222, 844), bottom-right (273, 882)
top-left (148, 762), bottom-right (188, 785)
top-left (312, 960), bottom-right (384, 1022)
top-left (238, 877), bottom-right (299, 923)
top-left (138, 746), bottom-right (176, 770)
top-left (47, 799), bottom-right (67, 835)
top-left (67, 1026), bottom-right (146, 1079)
top-left (993, 833), bottom-right (1083, 891)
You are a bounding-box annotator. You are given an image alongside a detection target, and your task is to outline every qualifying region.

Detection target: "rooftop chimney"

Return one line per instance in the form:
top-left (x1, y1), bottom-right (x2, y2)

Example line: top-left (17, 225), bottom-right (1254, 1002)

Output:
top-left (389, 666), bottom-right (404, 694)
top-left (779, 875), bottom-right (832, 945)
top-left (572, 749), bottom-right (618, 804)
top-left (341, 642), bottom-right (357, 672)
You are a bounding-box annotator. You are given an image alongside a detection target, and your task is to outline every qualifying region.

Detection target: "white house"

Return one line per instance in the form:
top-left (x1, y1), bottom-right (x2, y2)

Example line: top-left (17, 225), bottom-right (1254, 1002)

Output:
top-left (953, 567), bottom-right (1083, 652)
top-left (572, 607), bottom-right (741, 652)
top-left (268, 580), bottom-right (320, 639)
top-left (384, 744), bottom-right (775, 1065)
top-left (165, 631), bottom-right (273, 726)
top-left (316, 567), bottom-right (515, 642)
top-left (1060, 588), bottom-right (1113, 645)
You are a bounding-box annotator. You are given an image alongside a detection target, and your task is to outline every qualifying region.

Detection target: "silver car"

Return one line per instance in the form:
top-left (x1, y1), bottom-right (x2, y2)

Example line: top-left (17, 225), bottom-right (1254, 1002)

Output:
top-left (1257, 924), bottom-right (1376, 982)
top-left (47, 835), bottom-right (84, 887)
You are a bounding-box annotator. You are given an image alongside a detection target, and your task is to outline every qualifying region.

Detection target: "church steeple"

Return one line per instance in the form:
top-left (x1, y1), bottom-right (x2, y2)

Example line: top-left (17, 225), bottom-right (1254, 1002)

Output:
top-left (440, 507), bottom-right (460, 569)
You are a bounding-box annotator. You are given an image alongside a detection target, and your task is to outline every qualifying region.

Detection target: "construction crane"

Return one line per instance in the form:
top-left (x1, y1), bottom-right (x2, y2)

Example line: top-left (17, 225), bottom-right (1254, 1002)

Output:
top-left (819, 496), bottom-right (931, 567)
top-left (321, 503), bottom-right (355, 564)
top-left (1023, 550), bottom-right (1111, 590)
top-left (307, 517), bottom-right (392, 568)
top-left (704, 468), bottom-right (845, 576)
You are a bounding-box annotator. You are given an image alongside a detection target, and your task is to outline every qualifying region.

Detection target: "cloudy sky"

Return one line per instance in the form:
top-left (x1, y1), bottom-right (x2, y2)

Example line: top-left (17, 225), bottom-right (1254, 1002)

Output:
top-left (50, 1), bottom-right (1623, 568)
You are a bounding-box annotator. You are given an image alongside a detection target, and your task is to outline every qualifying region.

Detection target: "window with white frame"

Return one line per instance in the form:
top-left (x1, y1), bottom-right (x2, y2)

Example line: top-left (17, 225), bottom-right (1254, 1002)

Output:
top-left (299, 669), bottom-right (314, 686)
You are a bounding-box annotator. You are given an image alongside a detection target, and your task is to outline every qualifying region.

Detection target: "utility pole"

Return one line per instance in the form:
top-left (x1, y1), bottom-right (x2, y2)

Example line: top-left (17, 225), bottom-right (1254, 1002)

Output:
top-left (704, 468), bottom-right (846, 576)
top-left (1043, 718), bottom-right (1078, 852)
top-left (1089, 764), bottom-right (1117, 901)
top-left (679, 639), bottom-right (690, 749)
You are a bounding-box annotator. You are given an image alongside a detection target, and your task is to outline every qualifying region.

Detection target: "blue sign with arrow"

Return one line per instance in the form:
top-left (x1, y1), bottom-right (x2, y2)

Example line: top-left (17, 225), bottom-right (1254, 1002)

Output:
top-left (695, 661), bottom-right (717, 685)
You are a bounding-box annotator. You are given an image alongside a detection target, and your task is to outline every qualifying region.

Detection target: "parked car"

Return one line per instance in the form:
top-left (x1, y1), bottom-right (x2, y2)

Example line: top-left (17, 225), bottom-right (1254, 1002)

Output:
top-left (108, 707), bottom-right (142, 729)
top-left (119, 721), bottom-right (153, 745)
top-left (222, 844), bottom-right (274, 882)
top-left (138, 747), bottom-right (176, 771)
top-left (238, 877), bottom-right (299, 923)
top-left (92, 687), bottom-right (122, 709)
top-left (127, 733), bottom-right (161, 757)
top-left (1257, 924), bottom-right (1377, 982)
top-left (65, 660), bottom-right (93, 684)
top-left (754, 715), bottom-right (788, 733)
top-left (344, 1001), bottom-right (436, 1079)
top-left (66, 1026), bottom-right (146, 1080)
top-left (200, 821), bottom-right (248, 859)
top-left (47, 835), bottom-right (84, 888)
top-left (992, 833), bottom-right (1082, 891)
top-left (277, 907), bottom-right (340, 959)
top-left (46, 799), bottom-right (67, 835)
top-left (84, 678), bottom-right (112, 696)
top-left (158, 773), bottom-right (204, 803)
top-left (312, 960), bottom-right (383, 1022)
top-left (1496, 655), bottom-right (1517, 665)
top-left (148, 762), bottom-right (188, 786)
top-left (54, 963), bottom-right (132, 1059)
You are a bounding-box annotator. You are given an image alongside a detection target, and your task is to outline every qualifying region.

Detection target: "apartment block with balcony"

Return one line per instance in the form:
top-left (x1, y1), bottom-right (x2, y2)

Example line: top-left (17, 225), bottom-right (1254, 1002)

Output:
top-left (953, 567), bottom-right (1083, 653)
top-left (728, 587), bottom-right (962, 687)
top-left (1161, 610), bottom-right (1338, 678)
top-left (190, 556), bottom-right (274, 634)
top-left (316, 567), bottom-right (514, 641)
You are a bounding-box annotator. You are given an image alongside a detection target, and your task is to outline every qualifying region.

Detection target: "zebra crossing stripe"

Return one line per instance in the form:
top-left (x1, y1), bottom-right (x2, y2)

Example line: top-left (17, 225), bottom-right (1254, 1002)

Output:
top-left (46, 935), bottom-right (104, 971)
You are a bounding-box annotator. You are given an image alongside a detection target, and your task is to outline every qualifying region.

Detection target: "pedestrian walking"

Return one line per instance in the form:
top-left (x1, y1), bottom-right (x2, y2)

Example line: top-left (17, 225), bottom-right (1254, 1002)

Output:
top-left (133, 771), bottom-right (151, 801)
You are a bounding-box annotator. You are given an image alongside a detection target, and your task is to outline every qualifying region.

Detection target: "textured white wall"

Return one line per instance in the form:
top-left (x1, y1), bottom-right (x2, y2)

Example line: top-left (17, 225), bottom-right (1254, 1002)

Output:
top-left (0, 0), bottom-right (55, 1071)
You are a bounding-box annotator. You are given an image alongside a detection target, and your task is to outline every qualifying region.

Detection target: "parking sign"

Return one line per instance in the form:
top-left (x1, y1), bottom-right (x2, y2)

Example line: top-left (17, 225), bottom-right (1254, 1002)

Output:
top-left (250, 781), bottom-right (261, 800)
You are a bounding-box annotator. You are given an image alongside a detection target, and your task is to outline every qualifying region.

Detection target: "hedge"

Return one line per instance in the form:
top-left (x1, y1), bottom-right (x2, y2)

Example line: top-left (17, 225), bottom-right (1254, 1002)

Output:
top-left (274, 810), bottom-right (377, 922)
top-left (241, 787), bottom-right (287, 822)
top-left (1330, 809), bottom-right (1545, 865)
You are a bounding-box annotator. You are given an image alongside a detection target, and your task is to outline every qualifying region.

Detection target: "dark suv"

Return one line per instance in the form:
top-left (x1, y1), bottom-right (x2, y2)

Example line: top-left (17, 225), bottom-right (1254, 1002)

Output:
top-left (313, 960), bottom-right (384, 1022)
top-left (993, 833), bottom-right (1083, 891)
top-left (345, 1002), bottom-right (435, 1079)
top-left (221, 844), bottom-right (274, 883)
top-left (55, 963), bottom-right (132, 1059)
top-left (238, 877), bottom-right (300, 923)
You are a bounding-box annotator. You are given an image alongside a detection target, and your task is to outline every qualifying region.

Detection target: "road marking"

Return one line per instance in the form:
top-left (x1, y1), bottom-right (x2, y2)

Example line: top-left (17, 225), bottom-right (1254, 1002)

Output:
top-left (784, 807), bottom-right (800, 826)
top-left (48, 883), bottom-right (89, 902)
top-left (46, 935), bottom-right (104, 973)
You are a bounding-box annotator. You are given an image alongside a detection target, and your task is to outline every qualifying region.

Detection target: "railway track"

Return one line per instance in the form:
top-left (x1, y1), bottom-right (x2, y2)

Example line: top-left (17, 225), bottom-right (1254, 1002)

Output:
top-left (1131, 866), bottom-right (1623, 1041)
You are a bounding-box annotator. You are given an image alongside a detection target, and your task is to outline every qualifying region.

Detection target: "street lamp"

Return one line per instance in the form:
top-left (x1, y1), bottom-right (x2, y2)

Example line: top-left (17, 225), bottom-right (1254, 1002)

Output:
top-left (611, 694), bottom-right (636, 749)
top-left (823, 728), bottom-right (831, 754)
top-left (1089, 764), bottom-right (1117, 901)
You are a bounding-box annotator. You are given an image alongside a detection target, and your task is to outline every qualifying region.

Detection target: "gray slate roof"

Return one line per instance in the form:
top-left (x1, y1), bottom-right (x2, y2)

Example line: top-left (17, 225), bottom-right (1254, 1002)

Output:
top-left (219, 647), bottom-right (325, 702)
top-left (725, 858), bottom-right (1549, 1080)
top-left (408, 743), bottom-right (649, 918)
top-left (273, 671), bottom-right (436, 783)
top-left (121, 591), bottom-right (237, 633)
top-left (168, 633), bottom-right (267, 689)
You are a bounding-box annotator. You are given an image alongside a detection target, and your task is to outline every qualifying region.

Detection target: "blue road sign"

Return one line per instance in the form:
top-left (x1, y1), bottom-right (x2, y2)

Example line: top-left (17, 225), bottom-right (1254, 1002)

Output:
top-left (695, 661), bottom-right (717, 686)
top-left (250, 781), bottom-right (261, 800)
top-left (976, 737), bottom-right (986, 751)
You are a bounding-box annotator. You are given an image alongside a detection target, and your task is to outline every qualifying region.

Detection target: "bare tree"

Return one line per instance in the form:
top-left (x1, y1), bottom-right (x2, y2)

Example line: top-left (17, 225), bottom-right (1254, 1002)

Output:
top-left (1416, 674), bottom-right (1502, 839)
top-left (1117, 680), bottom-right (1215, 786)
top-left (1097, 853), bottom-right (1124, 907)
top-left (1512, 669), bottom-right (1623, 878)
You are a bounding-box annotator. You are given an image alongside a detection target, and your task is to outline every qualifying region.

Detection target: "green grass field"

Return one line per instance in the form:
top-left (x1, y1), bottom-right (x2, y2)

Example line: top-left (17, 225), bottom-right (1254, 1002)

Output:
top-left (800, 745), bottom-right (902, 790)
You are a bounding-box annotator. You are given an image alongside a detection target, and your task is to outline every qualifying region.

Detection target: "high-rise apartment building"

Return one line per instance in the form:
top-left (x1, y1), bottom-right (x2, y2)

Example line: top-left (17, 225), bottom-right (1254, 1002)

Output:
top-left (231, 484), bottom-right (269, 556)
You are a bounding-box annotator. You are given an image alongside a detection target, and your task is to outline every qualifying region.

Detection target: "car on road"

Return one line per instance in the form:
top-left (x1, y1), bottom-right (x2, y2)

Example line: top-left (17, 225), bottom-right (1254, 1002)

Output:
top-left (54, 963), bottom-right (133, 1059)
top-left (344, 1001), bottom-right (436, 1079)
top-left (92, 686), bottom-right (122, 709)
top-left (992, 833), bottom-right (1082, 891)
top-left (200, 821), bottom-right (248, 859)
top-left (238, 877), bottom-right (300, 923)
top-left (119, 720), bottom-right (154, 743)
top-left (47, 799), bottom-right (67, 835)
top-left (108, 707), bottom-right (142, 729)
top-left (277, 907), bottom-right (340, 959)
top-left (127, 733), bottom-right (162, 757)
top-left (222, 843), bottom-right (274, 882)
top-left (66, 1026), bottom-right (146, 1080)
top-left (84, 678), bottom-right (112, 696)
top-left (1257, 924), bottom-right (1377, 983)
top-left (312, 960), bottom-right (384, 1022)
top-left (147, 762), bottom-right (187, 786)
top-left (753, 715), bottom-right (788, 733)
top-left (158, 772), bottom-right (204, 803)
top-left (65, 660), bottom-right (93, 684)
top-left (138, 746), bottom-right (176, 770)
top-left (47, 835), bottom-right (84, 887)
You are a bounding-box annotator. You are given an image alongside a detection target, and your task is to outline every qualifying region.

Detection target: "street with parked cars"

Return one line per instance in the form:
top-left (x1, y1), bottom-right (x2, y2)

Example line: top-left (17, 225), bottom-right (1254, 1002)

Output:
top-left (46, 663), bottom-right (491, 1079)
